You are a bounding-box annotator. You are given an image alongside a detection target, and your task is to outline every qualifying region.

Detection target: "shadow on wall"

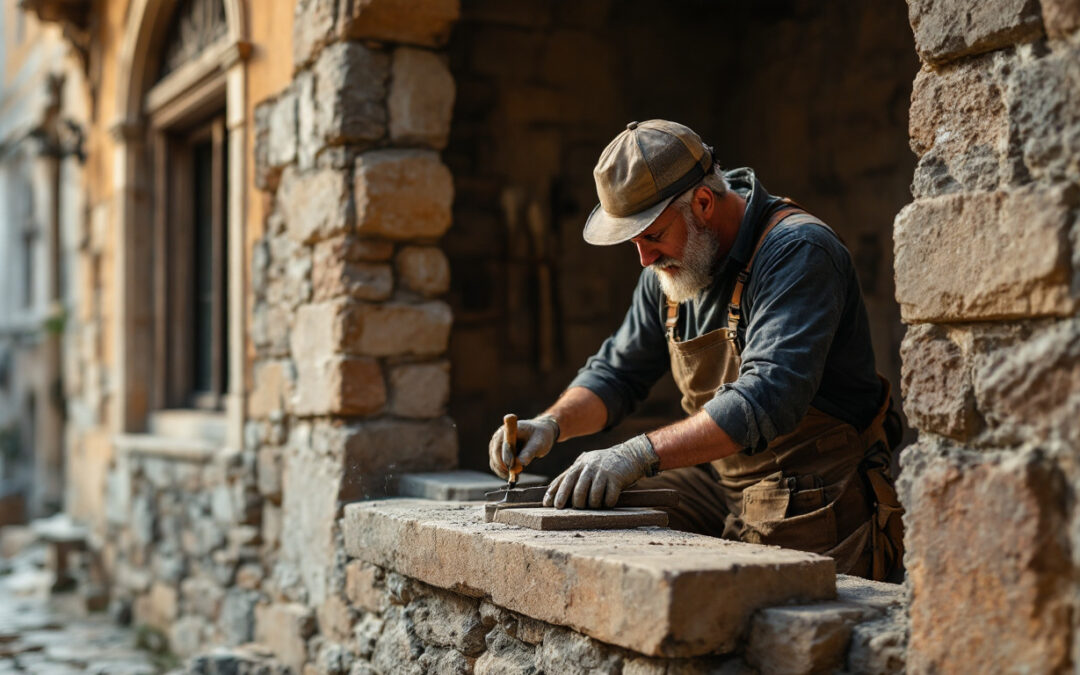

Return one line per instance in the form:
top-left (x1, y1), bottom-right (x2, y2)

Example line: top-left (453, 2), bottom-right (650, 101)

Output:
top-left (444, 0), bottom-right (919, 476)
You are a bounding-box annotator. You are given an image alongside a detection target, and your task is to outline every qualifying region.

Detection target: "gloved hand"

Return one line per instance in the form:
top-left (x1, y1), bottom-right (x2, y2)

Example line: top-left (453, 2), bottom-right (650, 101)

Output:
top-left (488, 415), bottom-right (560, 480)
top-left (543, 435), bottom-right (660, 509)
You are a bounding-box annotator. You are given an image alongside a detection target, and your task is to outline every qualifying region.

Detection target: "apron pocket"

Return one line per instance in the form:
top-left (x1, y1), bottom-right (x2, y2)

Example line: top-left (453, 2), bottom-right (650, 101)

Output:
top-left (741, 472), bottom-right (790, 530)
top-left (741, 473), bottom-right (839, 553)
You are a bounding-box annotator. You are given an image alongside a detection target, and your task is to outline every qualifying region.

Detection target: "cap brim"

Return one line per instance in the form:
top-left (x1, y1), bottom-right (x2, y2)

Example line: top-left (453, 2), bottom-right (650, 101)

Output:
top-left (582, 194), bottom-right (677, 246)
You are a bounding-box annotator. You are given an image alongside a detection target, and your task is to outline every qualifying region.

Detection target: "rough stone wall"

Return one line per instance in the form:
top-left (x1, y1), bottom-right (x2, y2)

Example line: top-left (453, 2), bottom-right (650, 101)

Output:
top-left (895, 1), bottom-right (1080, 671)
top-left (444, 0), bottom-right (918, 472)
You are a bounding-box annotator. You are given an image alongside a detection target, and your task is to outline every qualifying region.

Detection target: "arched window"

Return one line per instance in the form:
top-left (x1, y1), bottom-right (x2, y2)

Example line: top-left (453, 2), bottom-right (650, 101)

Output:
top-left (157, 0), bottom-right (228, 82)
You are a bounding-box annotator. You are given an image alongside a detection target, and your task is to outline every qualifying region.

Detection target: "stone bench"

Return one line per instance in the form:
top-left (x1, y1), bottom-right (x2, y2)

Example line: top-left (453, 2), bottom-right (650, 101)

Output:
top-left (341, 499), bottom-right (838, 658)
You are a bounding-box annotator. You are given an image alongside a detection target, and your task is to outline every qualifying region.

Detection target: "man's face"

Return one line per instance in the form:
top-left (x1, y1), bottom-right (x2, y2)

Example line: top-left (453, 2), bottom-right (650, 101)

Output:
top-left (631, 203), bottom-right (720, 303)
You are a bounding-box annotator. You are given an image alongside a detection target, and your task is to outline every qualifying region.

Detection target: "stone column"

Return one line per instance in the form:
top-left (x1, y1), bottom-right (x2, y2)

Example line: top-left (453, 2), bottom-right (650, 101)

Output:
top-left (249, 0), bottom-right (460, 626)
top-left (896, 1), bottom-right (1079, 671)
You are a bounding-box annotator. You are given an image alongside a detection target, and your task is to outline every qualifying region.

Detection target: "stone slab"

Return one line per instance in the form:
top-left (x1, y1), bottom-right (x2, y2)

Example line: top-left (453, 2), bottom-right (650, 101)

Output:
top-left (342, 499), bottom-right (836, 658)
top-left (398, 470), bottom-right (547, 501)
top-left (493, 507), bottom-right (667, 530)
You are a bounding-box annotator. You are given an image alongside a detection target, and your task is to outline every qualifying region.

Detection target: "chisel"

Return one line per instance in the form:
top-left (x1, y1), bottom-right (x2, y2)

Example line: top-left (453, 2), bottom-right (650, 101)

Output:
top-left (503, 414), bottom-right (519, 495)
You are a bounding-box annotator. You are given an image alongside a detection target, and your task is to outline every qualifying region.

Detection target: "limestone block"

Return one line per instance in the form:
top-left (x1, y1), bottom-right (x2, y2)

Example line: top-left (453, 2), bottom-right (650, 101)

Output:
top-left (894, 185), bottom-right (1077, 322)
top-left (315, 234), bottom-right (395, 264)
top-left (253, 101), bottom-right (278, 191)
top-left (354, 614), bottom-right (383, 659)
top-left (296, 71), bottom-right (318, 171)
top-left (278, 167), bottom-right (353, 245)
top-left (250, 360), bottom-right (296, 418)
top-left (345, 560), bottom-right (388, 612)
top-left (1005, 45), bottom-right (1080, 181)
top-left (907, 0), bottom-right (1044, 65)
top-left (354, 150), bottom-right (453, 240)
top-left (389, 361), bottom-right (450, 418)
top-left (255, 602), bottom-right (316, 673)
top-left (134, 581), bottom-right (178, 632)
top-left (290, 301), bottom-right (355, 357)
top-left (846, 614), bottom-right (907, 675)
top-left (899, 442), bottom-right (1070, 673)
top-left (1042, 0), bottom-right (1080, 38)
top-left (352, 301), bottom-right (453, 357)
top-left (293, 0), bottom-right (338, 68)
top-left (410, 587), bottom-right (486, 656)
top-left (908, 56), bottom-right (1007, 197)
top-left (267, 92), bottom-right (299, 170)
top-left (315, 42), bottom-right (389, 148)
top-left (900, 324), bottom-right (979, 439)
top-left (342, 500), bottom-right (836, 657)
top-left (170, 615), bottom-right (211, 658)
top-left (258, 446), bottom-right (284, 503)
top-left (318, 594), bottom-right (358, 643)
top-left (397, 469), bottom-right (547, 501)
top-left (396, 246), bottom-right (450, 296)
top-left (313, 252), bottom-right (393, 302)
top-left (292, 355), bottom-right (386, 417)
top-left (339, 418), bottom-right (459, 498)
top-left (745, 602), bottom-right (876, 675)
top-left (372, 606), bottom-right (426, 672)
top-left (388, 48), bottom-right (455, 149)
top-left (972, 318), bottom-right (1080, 444)
top-left (252, 303), bottom-right (293, 357)
top-left (339, 0), bottom-right (459, 47)
top-left (180, 576), bottom-right (224, 619)
top-left (493, 506), bottom-right (669, 531)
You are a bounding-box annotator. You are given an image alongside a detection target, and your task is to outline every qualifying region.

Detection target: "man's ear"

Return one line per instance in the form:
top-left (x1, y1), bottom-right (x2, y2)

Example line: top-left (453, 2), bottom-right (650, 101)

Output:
top-left (692, 186), bottom-right (714, 220)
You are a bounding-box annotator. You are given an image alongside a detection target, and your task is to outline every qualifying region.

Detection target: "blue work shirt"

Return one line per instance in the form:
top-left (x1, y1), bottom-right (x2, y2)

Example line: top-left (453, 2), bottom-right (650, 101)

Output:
top-left (568, 168), bottom-right (883, 453)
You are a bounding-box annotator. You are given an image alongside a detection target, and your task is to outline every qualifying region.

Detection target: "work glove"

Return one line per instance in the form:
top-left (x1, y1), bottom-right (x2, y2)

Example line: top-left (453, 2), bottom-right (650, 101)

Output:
top-left (488, 415), bottom-right (560, 480)
top-left (544, 435), bottom-right (660, 509)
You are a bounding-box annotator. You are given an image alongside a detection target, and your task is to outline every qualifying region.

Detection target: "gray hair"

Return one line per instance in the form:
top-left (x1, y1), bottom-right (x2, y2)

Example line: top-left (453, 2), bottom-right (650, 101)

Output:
top-left (673, 162), bottom-right (729, 223)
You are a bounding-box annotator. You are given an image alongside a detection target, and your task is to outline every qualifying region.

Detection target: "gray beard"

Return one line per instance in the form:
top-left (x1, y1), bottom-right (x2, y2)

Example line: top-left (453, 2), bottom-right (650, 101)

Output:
top-left (650, 221), bottom-right (721, 304)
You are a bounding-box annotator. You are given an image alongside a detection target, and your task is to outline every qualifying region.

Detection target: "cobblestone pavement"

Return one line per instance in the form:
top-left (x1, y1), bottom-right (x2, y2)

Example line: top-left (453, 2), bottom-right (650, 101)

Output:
top-left (0, 544), bottom-right (165, 674)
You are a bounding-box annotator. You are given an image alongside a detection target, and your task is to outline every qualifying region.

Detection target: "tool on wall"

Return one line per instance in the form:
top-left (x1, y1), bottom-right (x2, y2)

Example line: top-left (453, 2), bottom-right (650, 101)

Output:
top-left (501, 413), bottom-right (519, 500)
top-left (484, 486), bottom-right (680, 523)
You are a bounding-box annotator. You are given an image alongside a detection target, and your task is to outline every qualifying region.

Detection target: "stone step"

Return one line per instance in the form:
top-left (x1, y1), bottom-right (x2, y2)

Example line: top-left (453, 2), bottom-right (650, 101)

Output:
top-left (342, 499), bottom-right (836, 658)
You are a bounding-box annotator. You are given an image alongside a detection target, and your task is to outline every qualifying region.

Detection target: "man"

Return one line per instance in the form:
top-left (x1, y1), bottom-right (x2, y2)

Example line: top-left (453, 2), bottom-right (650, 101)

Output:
top-left (489, 120), bottom-right (903, 580)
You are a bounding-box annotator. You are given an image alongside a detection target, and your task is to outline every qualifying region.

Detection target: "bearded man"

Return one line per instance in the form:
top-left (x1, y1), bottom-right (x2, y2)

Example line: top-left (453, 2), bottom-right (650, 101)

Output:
top-left (489, 120), bottom-right (904, 581)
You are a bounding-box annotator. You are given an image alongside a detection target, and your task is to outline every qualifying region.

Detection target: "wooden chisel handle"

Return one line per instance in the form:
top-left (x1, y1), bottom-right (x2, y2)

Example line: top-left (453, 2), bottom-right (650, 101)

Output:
top-left (504, 414), bottom-right (519, 484)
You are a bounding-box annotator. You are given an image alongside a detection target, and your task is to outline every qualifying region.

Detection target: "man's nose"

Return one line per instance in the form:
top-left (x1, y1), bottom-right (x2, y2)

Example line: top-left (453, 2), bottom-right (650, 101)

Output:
top-left (636, 241), bottom-right (660, 267)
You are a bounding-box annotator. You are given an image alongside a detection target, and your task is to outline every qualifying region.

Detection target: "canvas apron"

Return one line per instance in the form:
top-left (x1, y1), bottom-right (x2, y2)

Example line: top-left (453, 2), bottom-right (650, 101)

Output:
top-left (659, 204), bottom-right (904, 580)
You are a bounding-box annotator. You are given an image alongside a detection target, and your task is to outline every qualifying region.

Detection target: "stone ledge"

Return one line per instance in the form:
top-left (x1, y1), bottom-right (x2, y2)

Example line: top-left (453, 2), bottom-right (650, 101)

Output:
top-left (342, 499), bottom-right (836, 658)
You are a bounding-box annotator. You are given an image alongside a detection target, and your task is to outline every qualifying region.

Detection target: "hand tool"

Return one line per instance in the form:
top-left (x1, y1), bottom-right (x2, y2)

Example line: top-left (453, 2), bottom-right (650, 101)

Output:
top-left (483, 486), bottom-right (680, 523)
top-left (500, 414), bottom-right (519, 502)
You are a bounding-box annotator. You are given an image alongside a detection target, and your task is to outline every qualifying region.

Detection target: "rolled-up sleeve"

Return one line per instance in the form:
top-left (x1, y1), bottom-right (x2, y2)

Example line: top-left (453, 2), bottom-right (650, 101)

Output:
top-left (703, 236), bottom-right (847, 452)
top-left (568, 270), bottom-right (670, 428)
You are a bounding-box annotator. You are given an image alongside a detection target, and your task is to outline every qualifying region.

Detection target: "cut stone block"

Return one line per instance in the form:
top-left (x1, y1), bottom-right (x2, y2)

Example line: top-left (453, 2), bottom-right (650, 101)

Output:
top-left (746, 601), bottom-right (879, 674)
top-left (493, 506), bottom-right (668, 531)
top-left (398, 470), bottom-right (547, 501)
top-left (342, 499), bottom-right (836, 657)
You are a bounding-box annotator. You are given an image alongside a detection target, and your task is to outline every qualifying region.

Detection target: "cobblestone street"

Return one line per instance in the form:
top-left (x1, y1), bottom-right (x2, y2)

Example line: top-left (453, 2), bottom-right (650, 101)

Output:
top-left (0, 541), bottom-right (163, 675)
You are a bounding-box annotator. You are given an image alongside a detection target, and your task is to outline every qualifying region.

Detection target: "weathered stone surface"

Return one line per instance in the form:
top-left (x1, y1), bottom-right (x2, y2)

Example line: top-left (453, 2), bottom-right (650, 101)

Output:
top-left (354, 150), bottom-right (454, 240)
top-left (410, 587), bottom-right (486, 655)
top-left (396, 469), bottom-right (546, 501)
top-left (258, 446), bottom-right (283, 503)
top-left (312, 253), bottom-right (393, 302)
top-left (339, 418), bottom-right (459, 498)
top-left (908, 56), bottom-right (1007, 197)
top-left (293, 0), bottom-right (339, 68)
top-left (354, 302), bottom-right (453, 357)
top-left (894, 185), bottom-right (1077, 322)
top-left (972, 318), bottom-right (1080, 444)
top-left (292, 355), bottom-right (386, 417)
top-left (343, 500), bottom-right (836, 657)
top-left (536, 625), bottom-right (622, 674)
top-left (389, 361), bottom-right (450, 418)
top-left (372, 605), bottom-right (425, 675)
top-left (899, 442), bottom-right (1070, 673)
top-left (339, 0), bottom-right (460, 47)
top-left (278, 167), bottom-right (353, 244)
top-left (396, 246), bottom-right (450, 297)
top-left (745, 602), bottom-right (875, 675)
top-left (220, 589), bottom-right (259, 646)
top-left (494, 506), bottom-right (669, 531)
top-left (388, 48), bottom-right (455, 149)
top-left (134, 581), bottom-right (177, 632)
top-left (250, 360), bottom-right (296, 418)
top-left (1042, 0), bottom-right (1080, 38)
top-left (180, 576), bottom-right (224, 619)
top-left (474, 628), bottom-right (536, 675)
top-left (906, 0), bottom-right (1044, 65)
top-left (267, 92), bottom-right (299, 170)
top-left (345, 560), bottom-right (388, 612)
top-left (314, 42), bottom-right (389, 147)
top-left (900, 324), bottom-right (980, 439)
top-left (1005, 45), bottom-right (1080, 182)
top-left (847, 614), bottom-right (907, 675)
top-left (255, 603), bottom-right (316, 673)
top-left (170, 615), bottom-right (210, 658)
top-left (318, 593), bottom-right (358, 643)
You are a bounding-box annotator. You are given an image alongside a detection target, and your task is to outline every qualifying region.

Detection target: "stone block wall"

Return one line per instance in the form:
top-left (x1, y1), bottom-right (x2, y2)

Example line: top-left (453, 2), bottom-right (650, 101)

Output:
top-left (895, 1), bottom-right (1080, 671)
top-left (247, 0), bottom-right (461, 622)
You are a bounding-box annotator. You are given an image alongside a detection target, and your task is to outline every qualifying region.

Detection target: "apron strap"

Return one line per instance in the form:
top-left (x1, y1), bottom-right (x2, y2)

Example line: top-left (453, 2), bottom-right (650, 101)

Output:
top-left (665, 298), bottom-right (679, 341)
top-left (727, 200), bottom-right (827, 352)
